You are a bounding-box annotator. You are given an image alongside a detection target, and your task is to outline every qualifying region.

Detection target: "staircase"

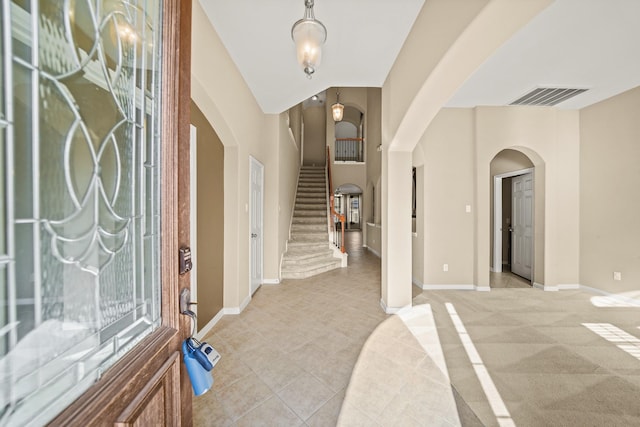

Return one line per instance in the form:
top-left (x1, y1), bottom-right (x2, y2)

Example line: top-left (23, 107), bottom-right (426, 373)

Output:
top-left (281, 166), bottom-right (342, 279)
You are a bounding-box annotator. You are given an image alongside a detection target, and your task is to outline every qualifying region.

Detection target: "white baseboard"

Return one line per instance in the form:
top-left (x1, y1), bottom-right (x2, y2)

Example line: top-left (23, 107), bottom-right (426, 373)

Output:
top-left (224, 294), bottom-right (252, 315)
top-left (533, 282), bottom-right (545, 290)
top-left (195, 308), bottom-right (224, 341)
top-left (262, 278), bottom-right (280, 285)
top-left (367, 247), bottom-right (381, 258)
top-left (475, 286), bottom-right (491, 292)
top-left (421, 284), bottom-right (476, 291)
top-left (533, 282), bottom-right (579, 292)
top-left (240, 294), bottom-right (251, 312)
top-left (412, 279), bottom-right (484, 291)
top-left (412, 277), bottom-right (424, 289)
top-left (379, 298), bottom-right (411, 314)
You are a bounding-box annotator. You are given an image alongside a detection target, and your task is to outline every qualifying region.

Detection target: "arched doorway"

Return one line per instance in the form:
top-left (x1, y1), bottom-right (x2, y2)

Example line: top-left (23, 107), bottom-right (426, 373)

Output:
top-left (489, 148), bottom-right (544, 288)
top-left (335, 183), bottom-right (363, 230)
top-left (334, 106), bottom-right (364, 163)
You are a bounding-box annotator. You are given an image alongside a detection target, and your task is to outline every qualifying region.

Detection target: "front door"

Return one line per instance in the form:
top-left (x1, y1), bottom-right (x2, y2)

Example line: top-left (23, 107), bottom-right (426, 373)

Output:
top-left (511, 173), bottom-right (533, 280)
top-left (249, 157), bottom-right (263, 295)
top-left (1, 1), bottom-right (193, 424)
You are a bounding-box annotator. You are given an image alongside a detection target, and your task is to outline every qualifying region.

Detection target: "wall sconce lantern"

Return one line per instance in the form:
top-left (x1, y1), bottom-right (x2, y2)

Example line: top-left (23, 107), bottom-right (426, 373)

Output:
top-left (291, 0), bottom-right (327, 79)
top-left (332, 89), bottom-right (344, 121)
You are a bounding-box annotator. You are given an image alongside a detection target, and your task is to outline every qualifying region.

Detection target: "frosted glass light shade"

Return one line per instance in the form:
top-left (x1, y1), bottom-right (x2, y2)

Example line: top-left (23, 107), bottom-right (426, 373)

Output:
top-left (291, 0), bottom-right (327, 79)
top-left (292, 19), bottom-right (326, 78)
top-left (332, 102), bottom-right (344, 121)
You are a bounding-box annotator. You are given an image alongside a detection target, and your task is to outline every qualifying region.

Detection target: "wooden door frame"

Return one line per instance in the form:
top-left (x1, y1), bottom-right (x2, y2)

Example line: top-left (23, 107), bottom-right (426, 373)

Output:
top-left (51, 0), bottom-right (193, 424)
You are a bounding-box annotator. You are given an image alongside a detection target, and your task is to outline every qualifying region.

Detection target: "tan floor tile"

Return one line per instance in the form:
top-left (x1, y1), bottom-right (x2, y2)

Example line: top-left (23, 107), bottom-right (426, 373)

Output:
top-left (336, 402), bottom-right (380, 426)
top-left (215, 372), bottom-right (273, 421)
top-left (235, 396), bottom-right (303, 427)
top-left (277, 372), bottom-right (336, 421)
top-left (192, 392), bottom-right (233, 427)
top-left (249, 351), bottom-right (305, 392)
top-left (306, 389), bottom-right (346, 427)
top-left (211, 352), bottom-right (251, 392)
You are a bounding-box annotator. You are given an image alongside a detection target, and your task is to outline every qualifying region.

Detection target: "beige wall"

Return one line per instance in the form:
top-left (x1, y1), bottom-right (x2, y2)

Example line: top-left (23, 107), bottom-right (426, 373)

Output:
top-left (288, 105), bottom-right (303, 151)
top-left (191, 101), bottom-right (224, 329)
top-left (278, 114), bottom-right (302, 272)
top-left (380, 0), bottom-right (551, 310)
top-left (415, 109), bottom-right (475, 287)
top-left (366, 88), bottom-right (382, 228)
top-left (191, 1), bottom-right (298, 311)
top-left (411, 107), bottom-right (580, 290)
top-left (580, 86), bottom-right (640, 294)
top-left (475, 107), bottom-right (580, 289)
top-left (303, 106), bottom-right (326, 166)
top-left (384, 0), bottom-right (489, 148)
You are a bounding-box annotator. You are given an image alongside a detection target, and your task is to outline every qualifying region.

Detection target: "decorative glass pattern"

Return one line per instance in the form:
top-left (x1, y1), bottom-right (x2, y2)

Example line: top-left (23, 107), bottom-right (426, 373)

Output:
top-left (0, 0), bottom-right (163, 425)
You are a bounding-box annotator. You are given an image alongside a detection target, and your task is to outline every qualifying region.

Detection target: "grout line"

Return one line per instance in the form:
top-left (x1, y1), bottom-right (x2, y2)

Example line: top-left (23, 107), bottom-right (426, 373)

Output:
top-left (445, 303), bottom-right (515, 427)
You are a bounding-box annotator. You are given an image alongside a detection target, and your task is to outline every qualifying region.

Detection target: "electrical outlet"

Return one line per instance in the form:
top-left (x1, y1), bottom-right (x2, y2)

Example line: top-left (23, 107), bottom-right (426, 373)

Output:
top-left (443, 264), bottom-right (449, 272)
top-left (613, 271), bottom-right (622, 281)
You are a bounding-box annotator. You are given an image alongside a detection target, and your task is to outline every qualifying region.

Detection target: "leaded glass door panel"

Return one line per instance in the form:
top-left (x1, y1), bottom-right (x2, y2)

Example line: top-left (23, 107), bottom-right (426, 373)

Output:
top-left (0, 0), bottom-right (191, 425)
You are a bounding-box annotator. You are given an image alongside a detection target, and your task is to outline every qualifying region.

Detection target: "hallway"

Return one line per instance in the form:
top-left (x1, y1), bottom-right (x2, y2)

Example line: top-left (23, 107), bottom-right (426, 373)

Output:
top-left (193, 232), bottom-right (387, 425)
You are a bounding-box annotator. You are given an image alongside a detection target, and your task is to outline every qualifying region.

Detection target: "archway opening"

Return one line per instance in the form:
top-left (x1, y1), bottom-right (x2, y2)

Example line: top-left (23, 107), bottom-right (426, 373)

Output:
top-left (335, 183), bottom-right (363, 231)
top-left (334, 106), bottom-right (364, 162)
top-left (489, 148), bottom-right (544, 289)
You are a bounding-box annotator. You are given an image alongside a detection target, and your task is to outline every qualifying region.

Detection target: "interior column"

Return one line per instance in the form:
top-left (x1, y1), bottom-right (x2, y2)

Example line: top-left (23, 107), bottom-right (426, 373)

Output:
top-left (381, 148), bottom-right (413, 312)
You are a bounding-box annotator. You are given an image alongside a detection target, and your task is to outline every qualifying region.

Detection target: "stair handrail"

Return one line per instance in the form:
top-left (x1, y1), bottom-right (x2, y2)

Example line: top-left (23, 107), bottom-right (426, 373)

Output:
top-left (327, 146), bottom-right (346, 253)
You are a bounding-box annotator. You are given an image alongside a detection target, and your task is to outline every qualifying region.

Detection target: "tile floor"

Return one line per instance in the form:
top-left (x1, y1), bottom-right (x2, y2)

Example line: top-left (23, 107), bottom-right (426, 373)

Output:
top-left (195, 233), bottom-right (640, 426)
top-left (193, 231), bottom-right (388, 426)
top-left (413, 289), bottom-right (640, 426)
top-left (339, 306), bottom-right (462, 426)
top-left (490, 269), bottom-right (531, 289)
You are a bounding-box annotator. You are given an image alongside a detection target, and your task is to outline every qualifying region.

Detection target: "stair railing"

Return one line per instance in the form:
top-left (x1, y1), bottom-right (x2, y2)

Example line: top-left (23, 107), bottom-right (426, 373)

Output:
top-left (327, 147), bottom-right (346, 253)
top-left (335, 138), bottom-right (364, 162)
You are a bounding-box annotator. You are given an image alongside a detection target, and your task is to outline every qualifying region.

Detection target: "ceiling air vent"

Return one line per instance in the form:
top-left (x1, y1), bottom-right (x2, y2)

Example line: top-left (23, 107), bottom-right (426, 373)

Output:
top-left (510, 87), bottom-right (588, 106)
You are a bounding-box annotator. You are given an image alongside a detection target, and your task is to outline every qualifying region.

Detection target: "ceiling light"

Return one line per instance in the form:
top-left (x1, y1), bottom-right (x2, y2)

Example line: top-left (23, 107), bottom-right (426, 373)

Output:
top-left (291, 0), bottom-right (327, 79)
top-left (332, 89), bottom-right (344, 121)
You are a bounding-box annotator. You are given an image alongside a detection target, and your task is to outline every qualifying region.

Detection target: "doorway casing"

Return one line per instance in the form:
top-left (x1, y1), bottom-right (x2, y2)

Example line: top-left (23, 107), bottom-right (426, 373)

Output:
top-left (492, 167), bottom-right (534, 275)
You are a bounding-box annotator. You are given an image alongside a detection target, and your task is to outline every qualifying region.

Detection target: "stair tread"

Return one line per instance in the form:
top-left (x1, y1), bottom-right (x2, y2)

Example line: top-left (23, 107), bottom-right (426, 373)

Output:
top-left (281, 258), bottom-right (341, 273)
top-left (280, 167), bottom-right (344, 280)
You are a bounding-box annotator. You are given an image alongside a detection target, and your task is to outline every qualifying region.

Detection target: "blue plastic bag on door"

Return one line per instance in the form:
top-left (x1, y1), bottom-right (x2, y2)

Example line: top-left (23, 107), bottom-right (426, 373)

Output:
top-left (182, 340), bottom-right (213, 396)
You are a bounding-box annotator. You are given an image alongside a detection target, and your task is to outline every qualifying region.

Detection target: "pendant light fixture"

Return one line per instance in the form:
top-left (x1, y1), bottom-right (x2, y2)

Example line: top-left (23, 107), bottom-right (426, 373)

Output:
top-left (332, 89), bottom-right (344, 121)
top-left (291, 0), bottom-right (327, 79)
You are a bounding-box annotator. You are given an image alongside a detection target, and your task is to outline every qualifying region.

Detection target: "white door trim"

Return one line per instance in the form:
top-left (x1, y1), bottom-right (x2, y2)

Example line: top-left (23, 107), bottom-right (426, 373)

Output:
top-left (189, 125), bottom-right (198, 328)
top-left (492, 167), bottom-right (534, 274)
top-left (249, 156), bottom-right (264, 296)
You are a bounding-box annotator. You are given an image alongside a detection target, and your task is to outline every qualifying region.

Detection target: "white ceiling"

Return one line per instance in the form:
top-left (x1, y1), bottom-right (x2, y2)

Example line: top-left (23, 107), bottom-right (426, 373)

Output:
top-left (199, 0), bottom-right (640, 114)
top-left (447, 0), bottom-right (640, 109)
top-left (198, 0), bottom-right (425, 114)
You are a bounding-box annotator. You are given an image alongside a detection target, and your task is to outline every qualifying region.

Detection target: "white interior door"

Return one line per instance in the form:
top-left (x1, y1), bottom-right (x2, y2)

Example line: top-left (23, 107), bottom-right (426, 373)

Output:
top-left (511, 173), bottom-right (533, 280)
top-left (249, 157), bottom-right (264, 295)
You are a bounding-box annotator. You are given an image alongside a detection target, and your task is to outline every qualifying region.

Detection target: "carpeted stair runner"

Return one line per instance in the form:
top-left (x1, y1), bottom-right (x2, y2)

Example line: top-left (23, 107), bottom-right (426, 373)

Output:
top-left (281, 166), bottom-right (342, 279)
